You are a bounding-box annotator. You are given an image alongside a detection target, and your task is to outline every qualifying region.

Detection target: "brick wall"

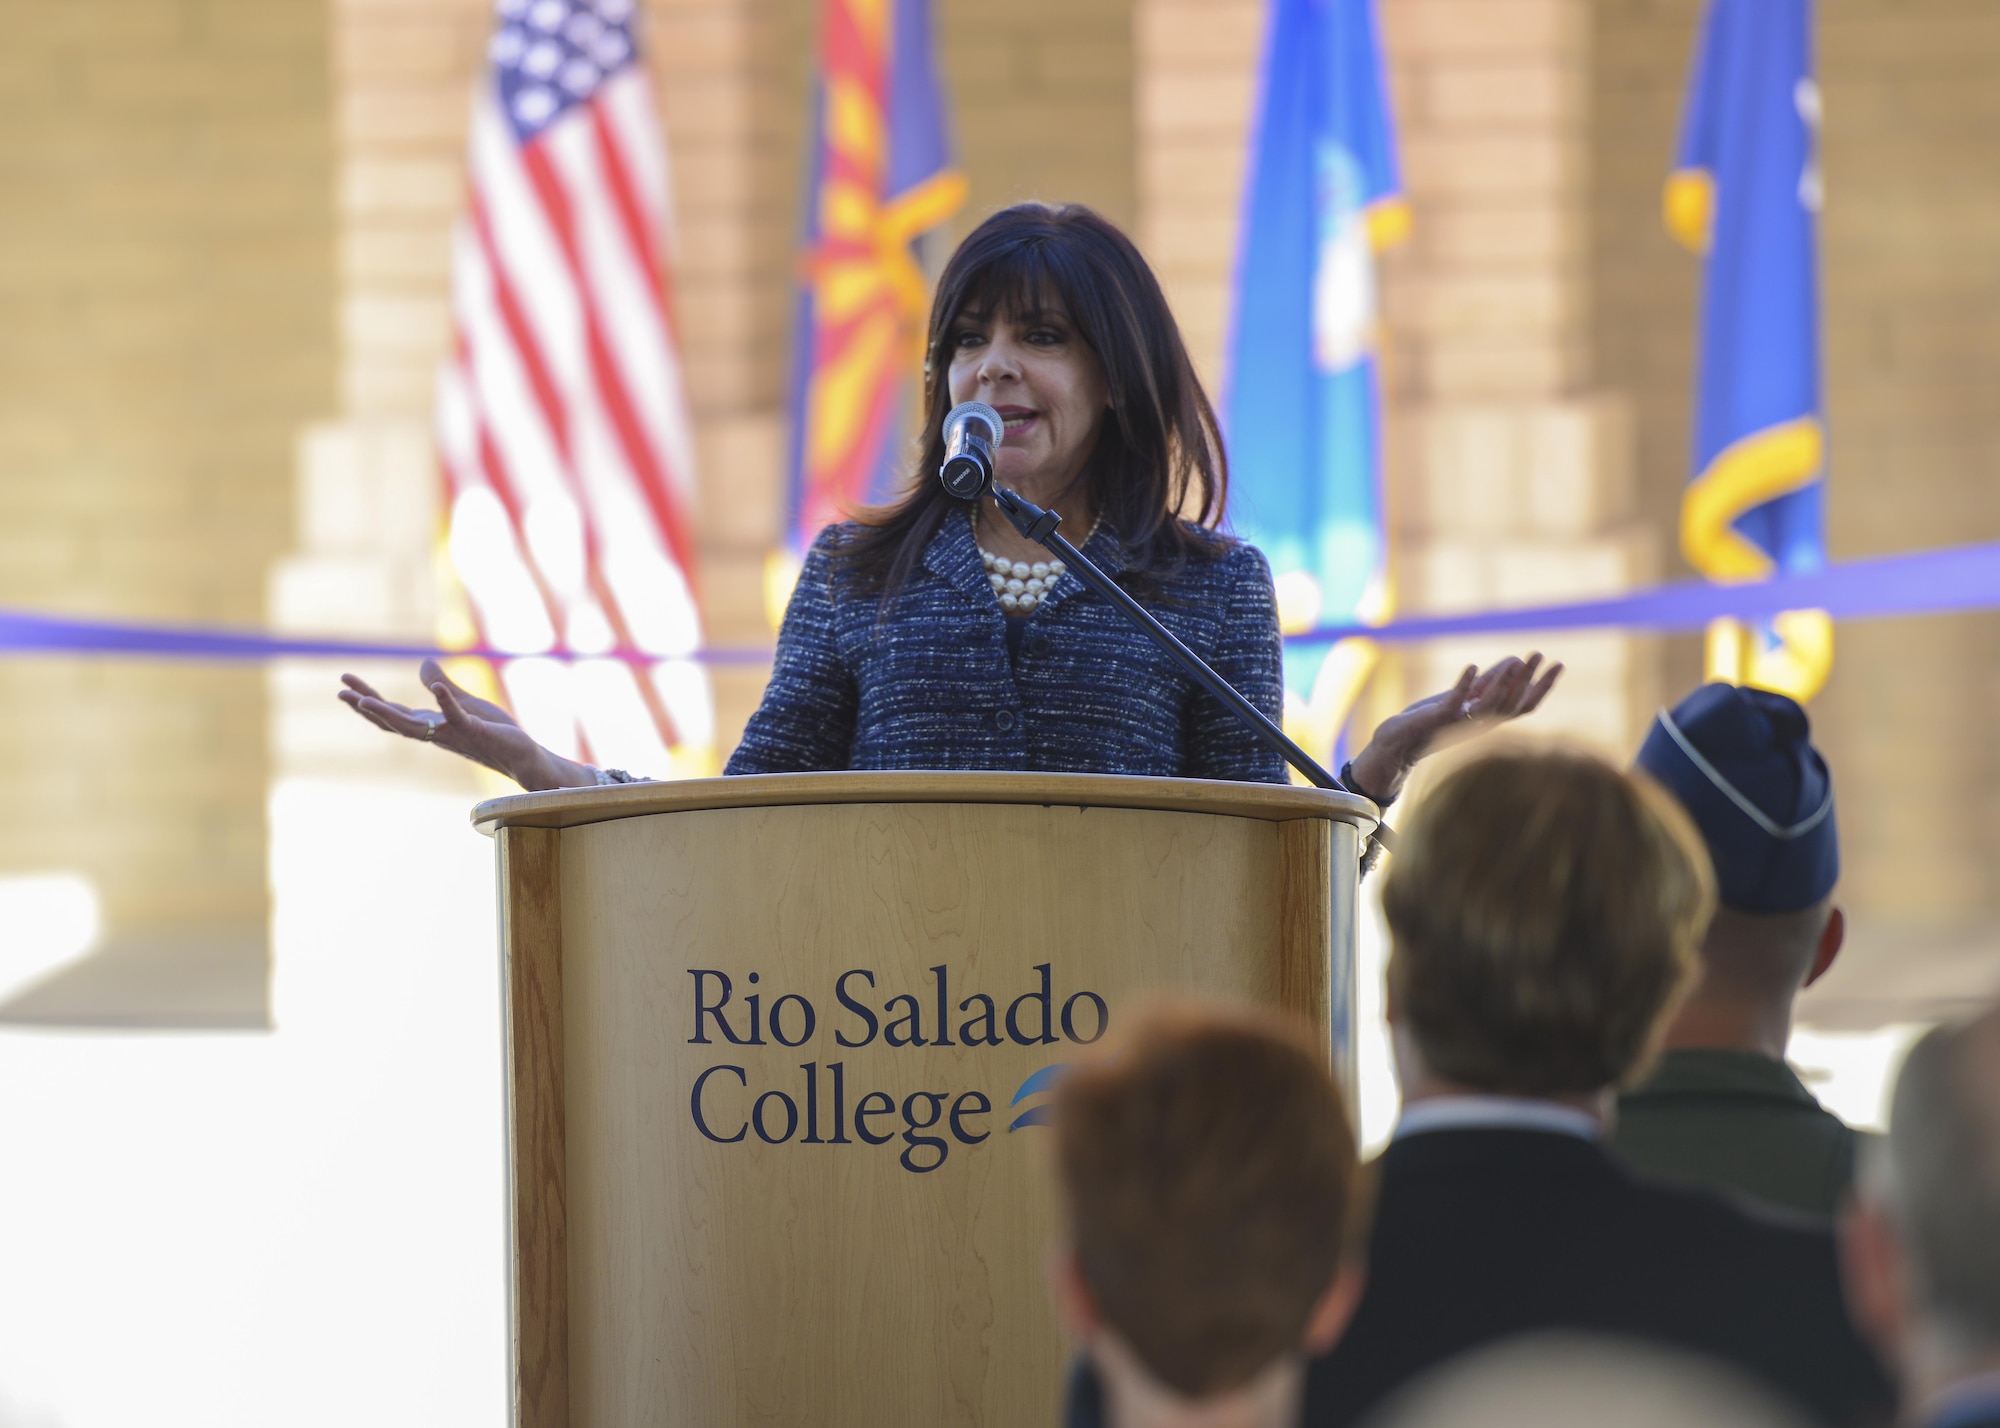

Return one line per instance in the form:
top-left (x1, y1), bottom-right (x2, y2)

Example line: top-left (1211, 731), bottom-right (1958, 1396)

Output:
top-left (1813, 0), bottom-right (2000, 940)
top-left (1134, 0), bottom-right (1259, 396)
top-left (0, 0), bottom-right (335, 1023)
top-left (945, 0), bottom-right (1137, 230)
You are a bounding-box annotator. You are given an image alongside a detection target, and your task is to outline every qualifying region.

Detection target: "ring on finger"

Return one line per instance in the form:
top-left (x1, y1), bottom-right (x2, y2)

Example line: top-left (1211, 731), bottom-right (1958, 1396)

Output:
top-left (421, 717), bottom-right (440, 741)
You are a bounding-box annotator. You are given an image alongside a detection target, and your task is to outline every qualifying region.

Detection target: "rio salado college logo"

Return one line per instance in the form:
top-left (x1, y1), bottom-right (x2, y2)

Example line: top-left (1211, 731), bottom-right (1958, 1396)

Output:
top-left (685, 962), bottom-right (1106, 1174)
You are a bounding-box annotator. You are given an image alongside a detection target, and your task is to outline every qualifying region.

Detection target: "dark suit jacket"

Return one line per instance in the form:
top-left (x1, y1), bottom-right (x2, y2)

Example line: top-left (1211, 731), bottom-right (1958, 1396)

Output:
top-left (1300, 1129), bottom-right (1895, 1428)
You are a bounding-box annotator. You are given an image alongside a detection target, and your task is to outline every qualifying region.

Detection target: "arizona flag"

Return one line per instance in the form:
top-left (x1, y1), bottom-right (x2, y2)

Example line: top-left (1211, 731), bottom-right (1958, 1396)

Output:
top-left (1669, 0), bottom-right (1832, 701)
top-left (771, 0), bottom-right (964, 620)
top-left (1225, 0), bottom-right (1407, 764)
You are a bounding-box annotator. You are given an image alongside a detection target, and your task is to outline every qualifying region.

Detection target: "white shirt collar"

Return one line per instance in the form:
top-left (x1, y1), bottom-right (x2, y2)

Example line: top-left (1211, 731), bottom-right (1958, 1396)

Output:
top-left (1394, 1095), bottom-right (1601, 1143)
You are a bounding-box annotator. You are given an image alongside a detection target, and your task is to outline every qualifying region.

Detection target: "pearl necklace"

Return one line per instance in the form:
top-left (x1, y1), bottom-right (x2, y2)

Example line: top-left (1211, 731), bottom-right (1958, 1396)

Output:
top-left (973, 509), bottom-right (1099, 614)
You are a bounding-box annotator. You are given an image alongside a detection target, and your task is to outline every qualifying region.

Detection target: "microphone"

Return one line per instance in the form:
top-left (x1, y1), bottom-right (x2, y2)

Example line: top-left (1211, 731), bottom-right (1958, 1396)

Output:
top-left (938, 401), bottom-right (1004, 500)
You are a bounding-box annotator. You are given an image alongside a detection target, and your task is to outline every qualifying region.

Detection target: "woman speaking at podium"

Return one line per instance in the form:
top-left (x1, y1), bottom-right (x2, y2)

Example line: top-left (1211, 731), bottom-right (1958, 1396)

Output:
top-left (340, 204), bottom-right (1557, 798)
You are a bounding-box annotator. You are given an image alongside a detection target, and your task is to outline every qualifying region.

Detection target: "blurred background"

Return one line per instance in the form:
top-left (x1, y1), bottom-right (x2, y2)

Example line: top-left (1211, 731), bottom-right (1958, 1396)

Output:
top-left (0, 0), bottom-right (1995, 1423)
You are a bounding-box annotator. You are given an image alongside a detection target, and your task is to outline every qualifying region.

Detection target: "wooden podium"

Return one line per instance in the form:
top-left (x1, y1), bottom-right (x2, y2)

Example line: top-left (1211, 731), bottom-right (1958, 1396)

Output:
top-left (474, 771), bottom-right (1377, 1428)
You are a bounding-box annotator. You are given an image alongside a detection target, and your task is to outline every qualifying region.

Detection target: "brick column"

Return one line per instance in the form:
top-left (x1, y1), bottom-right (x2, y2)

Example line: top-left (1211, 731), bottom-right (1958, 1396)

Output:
top-left (1380, 0), bottom-right (1652, 751)
top-left (1134, 0), bottom-right (1261, 398)
top-left (0, 0), bottom-right (334, 1023)
top-left (270, 0), bottom-right (486, 790)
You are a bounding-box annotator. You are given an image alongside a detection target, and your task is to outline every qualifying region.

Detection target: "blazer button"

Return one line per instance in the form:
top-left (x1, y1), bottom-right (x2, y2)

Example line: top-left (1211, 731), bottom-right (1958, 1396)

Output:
top-left (994, 709), bottom-right (1017, 732)
top-left (1028, 634), bottom-right (1052, 657)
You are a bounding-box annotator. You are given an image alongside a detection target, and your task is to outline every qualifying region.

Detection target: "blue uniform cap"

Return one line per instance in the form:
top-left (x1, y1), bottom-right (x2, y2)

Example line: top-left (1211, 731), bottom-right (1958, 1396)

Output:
top-left (1634, 683), bottom-right (1838, 914)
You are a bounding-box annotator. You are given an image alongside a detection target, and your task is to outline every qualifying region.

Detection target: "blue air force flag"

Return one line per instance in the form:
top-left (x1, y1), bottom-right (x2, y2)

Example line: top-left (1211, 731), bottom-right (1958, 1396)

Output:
top-left (1669, 0), bottom-right (1832, 701)
top-left (1225, 0), bottom-right (1407, 763)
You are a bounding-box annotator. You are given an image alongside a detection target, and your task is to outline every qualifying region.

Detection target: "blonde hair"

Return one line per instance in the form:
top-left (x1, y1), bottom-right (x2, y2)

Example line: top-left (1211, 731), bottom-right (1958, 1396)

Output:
top-left (1383, 745), bottom-right (1715, 1096)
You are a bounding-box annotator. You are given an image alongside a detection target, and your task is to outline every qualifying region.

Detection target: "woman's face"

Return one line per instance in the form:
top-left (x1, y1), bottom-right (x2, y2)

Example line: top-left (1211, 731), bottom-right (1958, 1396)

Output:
top-left (944, 294), bottom-right (1111, 498)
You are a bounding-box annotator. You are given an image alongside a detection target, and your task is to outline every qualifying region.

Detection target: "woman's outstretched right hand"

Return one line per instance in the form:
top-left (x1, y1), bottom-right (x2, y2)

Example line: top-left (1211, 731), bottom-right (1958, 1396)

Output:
top-left (337, 658), bottom-right (595, 791)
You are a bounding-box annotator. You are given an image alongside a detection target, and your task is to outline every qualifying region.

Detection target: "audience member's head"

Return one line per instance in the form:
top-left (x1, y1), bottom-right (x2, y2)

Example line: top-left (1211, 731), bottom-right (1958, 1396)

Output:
top-left (1360, 1333), bottom-right (1809, 1428)
top-left (1050, 1002), bottom-right (1362, 1427)
top-left (1634, 684), bottom-right (1844, 1054)
top-left (1383, 744), bottom-right (1715, 1099)
top-left (1843, 1005), bottom-right (2000, 1407)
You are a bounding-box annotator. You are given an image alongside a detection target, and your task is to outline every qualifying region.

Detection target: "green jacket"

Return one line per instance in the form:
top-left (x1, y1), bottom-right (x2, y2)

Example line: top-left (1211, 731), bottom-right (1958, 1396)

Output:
top-left (1611, 1047), bottom-right (1865, 1219)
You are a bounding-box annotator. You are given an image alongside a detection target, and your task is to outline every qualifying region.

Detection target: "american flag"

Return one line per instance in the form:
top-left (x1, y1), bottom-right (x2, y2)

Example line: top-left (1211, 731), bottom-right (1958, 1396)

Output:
top-left (436, 0), bottom-right (713, 777)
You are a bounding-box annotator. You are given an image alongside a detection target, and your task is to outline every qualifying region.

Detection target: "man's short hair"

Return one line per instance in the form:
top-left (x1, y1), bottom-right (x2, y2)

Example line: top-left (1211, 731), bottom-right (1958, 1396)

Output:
top-left (1384, 745), bottom-right (1715, 1096)
top-left (1054, 1003), bottom-right (1356, 1397)
top-left (1700, 899), bottom-right (1834, 994)
top-left (1878, 1011), bottom-right (2000, 1357)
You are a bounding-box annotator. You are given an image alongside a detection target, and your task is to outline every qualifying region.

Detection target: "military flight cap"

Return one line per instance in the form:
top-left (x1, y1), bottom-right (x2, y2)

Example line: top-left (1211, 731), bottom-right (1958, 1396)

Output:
top-left (1634, 682), bottom-right (1838, 914)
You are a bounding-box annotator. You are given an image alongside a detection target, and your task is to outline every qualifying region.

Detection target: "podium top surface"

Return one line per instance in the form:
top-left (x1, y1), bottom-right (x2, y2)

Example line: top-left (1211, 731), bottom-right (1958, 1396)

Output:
top-left (471, 770), bottom-right (1378, 837)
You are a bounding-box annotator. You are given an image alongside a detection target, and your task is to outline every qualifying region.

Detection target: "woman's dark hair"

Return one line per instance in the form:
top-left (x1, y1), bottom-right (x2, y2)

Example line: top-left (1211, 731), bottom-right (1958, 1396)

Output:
top-left (835, 203), bottom-right (1231, 599)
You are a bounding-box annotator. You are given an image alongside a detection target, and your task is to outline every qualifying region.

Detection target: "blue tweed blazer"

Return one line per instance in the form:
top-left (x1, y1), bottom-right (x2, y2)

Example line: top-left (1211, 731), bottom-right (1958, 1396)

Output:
top-left (725, 512), bottom-right (1288, 783)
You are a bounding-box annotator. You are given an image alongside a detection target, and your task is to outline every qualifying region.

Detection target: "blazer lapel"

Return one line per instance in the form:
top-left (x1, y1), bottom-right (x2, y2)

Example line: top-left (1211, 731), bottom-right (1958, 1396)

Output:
top-left (923, 506), bottom-right (1006, 613)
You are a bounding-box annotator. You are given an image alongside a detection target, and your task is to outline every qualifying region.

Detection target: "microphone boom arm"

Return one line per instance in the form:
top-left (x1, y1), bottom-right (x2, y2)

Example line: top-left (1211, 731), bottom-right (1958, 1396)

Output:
top-left (988, 486), bottom-right (1391, 872)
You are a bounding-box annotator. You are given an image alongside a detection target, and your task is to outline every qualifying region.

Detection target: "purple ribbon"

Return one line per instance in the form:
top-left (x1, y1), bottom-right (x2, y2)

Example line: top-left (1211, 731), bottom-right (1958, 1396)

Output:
top-left (0, 611), bottom-right (773, 665)
top-left (2, 540), bottom-right (1996, 665)
top-left (1293, 539), bottom-right (2000, 645)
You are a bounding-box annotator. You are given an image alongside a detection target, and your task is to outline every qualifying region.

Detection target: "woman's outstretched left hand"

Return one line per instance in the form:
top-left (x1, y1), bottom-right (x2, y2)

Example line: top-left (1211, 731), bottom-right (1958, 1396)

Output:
top-left (1343, 654), bottom-right (1563, 805)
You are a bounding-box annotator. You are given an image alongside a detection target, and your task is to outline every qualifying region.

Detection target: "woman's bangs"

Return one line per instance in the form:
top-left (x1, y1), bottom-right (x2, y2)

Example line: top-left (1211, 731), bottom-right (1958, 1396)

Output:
top-left (949, 242), bottom-right (1072, 329)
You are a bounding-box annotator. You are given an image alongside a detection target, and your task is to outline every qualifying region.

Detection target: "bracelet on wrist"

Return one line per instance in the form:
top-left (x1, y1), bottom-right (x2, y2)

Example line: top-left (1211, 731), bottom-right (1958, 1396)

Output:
top-left (1338, 759), bottom-right (1398, 810)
